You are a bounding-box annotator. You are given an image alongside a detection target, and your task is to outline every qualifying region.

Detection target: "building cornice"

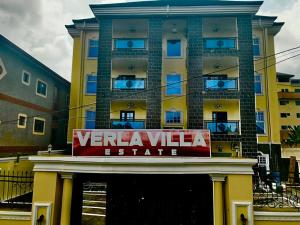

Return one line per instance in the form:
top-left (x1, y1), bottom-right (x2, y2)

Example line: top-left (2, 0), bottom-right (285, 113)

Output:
top-left (91, 5), bottom-right (260, 17)
top-left (29, 156), bottom-right (256, 175)
top-left (0, 211), bottom-right (31, 221)
top-left (254, 211), bottom-right (300, 221)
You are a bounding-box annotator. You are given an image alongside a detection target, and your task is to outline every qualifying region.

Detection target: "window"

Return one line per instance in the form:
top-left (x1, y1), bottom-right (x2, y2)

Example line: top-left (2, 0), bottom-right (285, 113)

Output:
top-left (279, 100), bottom-right (289, 105)
top-left (281, 113), bottom-right (290, 118)
top-left (33, 117), bottom-right (45, 135)
top-left (297, 113), bottom-right (300, 118)
top-left (86, 75), bottom-right (97, 94)
top-left (281, 125), bottom-right (288, 130)
top-left (88, 39), bottom-right (99, 58)
top-left (253, 38), bottom-right (260, 56)
top-left (85, 111), bottom-right (96, 129)
top-left (22, 71), bottom-right (30, 85)
top-left (36, 79), bottom-right (47, 97)
top-left (256, 112), bottom-right (265, 134)
top-left (167, 40), bottom-right (181, 57)
top-left (166, 111), bottom-right (182, 124)
top-left (281, 89), bottom-right (289, 92)
top-left (166, 74), bottom-right (182, 95)
top-left (295, 89), bottom-right (300, 93)
top-left (17, 113), bottom-right (27, 128)
top-left (296, 100), bottom-right (300, 106)
top-left (120, 111), bottom-right (135, 121)
top-left (255, 73), bottom-right (263, 94)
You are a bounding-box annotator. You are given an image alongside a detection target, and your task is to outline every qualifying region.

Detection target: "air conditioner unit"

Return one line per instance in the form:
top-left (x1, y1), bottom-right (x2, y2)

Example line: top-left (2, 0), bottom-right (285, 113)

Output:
top-left (0, 58), bottom-right (7, 80)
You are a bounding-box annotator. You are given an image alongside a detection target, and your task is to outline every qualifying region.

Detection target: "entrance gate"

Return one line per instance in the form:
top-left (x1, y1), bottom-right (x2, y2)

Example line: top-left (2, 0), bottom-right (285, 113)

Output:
top-left (71, 174), bottom-right (213, 225)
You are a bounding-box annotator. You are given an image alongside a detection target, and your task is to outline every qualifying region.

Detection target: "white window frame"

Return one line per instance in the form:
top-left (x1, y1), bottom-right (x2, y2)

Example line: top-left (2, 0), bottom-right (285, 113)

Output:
top-left (22, 70), bottom-right (31, 86)
top-left (165, 74), bottom-right (182, 96)
top-left (85, 74), bottom-right (97, 95)
top-left (36, 79), bottom-right (48, 98)
top-left (166, 39), bottom-right (182, 58)
top-left (255, 73), bottom-right (263, 95)
top-left (17, 113), bottom-right (27, 128)
top-left (165, 110), bottom-right (183, 125)
top-left (256, 111), bottom-right (266, 136)
top-left (87, 39), bottom-right (99, 59)
top-left (33, 117), bottom-right (46, 135)
top-left (253, 37), bottom-right (261, 57)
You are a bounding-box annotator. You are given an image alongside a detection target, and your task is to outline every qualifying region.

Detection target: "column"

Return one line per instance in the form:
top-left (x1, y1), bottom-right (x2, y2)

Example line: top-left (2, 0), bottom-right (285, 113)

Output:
top-left (210, 174), bottom-right (226, 225)
top-left (60, 173), bottom-right (74, 225)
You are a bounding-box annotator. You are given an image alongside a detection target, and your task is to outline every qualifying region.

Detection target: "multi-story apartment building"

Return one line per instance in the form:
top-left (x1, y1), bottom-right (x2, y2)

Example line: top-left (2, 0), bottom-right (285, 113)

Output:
top-left (66, 0), bottom-right (283, 161)
top-left (0, 35), bottom-right (70, 153)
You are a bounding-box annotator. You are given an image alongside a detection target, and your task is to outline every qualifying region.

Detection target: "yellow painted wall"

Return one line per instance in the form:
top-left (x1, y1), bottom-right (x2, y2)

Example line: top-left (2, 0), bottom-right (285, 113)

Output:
top-left (32, 172), bottom-right (62, 225)
top-left (0, 219), bottom-right (30, 225)
top-left (225, 174), bottom-right (253, 225)
top-left (253, 28), bottom-right (281, 145)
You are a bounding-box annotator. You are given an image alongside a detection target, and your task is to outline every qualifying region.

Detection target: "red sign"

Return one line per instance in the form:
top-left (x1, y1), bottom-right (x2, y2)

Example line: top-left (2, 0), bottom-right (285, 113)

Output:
top-left (72, 129), bottom-right (211, 157)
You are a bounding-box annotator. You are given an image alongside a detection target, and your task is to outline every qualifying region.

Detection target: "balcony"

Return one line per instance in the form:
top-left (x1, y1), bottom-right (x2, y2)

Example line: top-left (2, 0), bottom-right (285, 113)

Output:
top-left (203, 38), bottom-right (236, 49)
top-left (204, 77), bottom-right (238, 90)
top-left (112, 78), bottom-right (146, 90)
top-left (114, 38), bottom-right (147, 50)
top-left (111, 120), bottom-right (145, 129)
top-left (278, 92), bottom-right (300, 99)
top-left (204, 121), bottom-right (239, 134)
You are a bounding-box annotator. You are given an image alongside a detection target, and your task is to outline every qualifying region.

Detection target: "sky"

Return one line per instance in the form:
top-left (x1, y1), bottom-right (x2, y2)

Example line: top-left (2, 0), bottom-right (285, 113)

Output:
top-left (0, 0), bottom-right (299, 81)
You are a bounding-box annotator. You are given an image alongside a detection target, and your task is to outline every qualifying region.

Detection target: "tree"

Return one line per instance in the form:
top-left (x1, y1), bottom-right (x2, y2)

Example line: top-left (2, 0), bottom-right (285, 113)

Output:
top-left (287, 126), bottom-right (300, 147)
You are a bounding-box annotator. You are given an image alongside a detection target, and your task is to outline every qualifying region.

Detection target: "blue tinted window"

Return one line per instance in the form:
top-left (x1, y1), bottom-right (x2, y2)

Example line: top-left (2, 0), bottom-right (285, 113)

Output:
top-left (204, 39), bottom-right (236, 49)
top-left (166, 74), bottom-right (182, 95)
top-left (85, 111), bottom-right (96, 129)
top-left (253, 38), bottom-right (260, 56)
top-left (166, 111), bottom-right (181, 124)
top-left (167, 40), bottom-right (181, 57)
top-left (256, 112), bottom-right (265, 134)
top-left (88, 40), bottom-right (99, 58)
top-left (255, 74), bottom-right (262, 94)
top-left (115, 39), bottom-right (145, 49)
top-left (86, 75), bottom-right (97, 94)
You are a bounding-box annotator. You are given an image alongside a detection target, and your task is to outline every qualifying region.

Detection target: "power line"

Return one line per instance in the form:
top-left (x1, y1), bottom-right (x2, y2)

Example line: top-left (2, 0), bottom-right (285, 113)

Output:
top-left (1, 45), bottom-right (300, 125)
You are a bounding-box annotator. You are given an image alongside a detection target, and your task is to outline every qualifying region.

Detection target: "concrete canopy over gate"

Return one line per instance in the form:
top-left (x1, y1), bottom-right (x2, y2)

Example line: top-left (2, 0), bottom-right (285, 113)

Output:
top-left (29, 156), bottom-right (256, 225)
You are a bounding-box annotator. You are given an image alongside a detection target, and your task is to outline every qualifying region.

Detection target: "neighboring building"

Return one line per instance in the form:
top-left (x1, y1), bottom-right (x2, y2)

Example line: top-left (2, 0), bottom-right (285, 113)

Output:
top-left (277, 72), bottom-right (300, 142)
top-left (66, 1), bottom-right (283, 161)
top-left (0, 35), bottom-right (70, 153)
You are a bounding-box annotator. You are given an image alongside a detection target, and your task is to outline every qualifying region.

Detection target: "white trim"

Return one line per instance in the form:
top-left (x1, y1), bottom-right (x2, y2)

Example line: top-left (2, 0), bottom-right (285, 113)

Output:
top-left (91, 5), bottom-right (260, 16)
top-left (0, 57), bottom-right (7, 80)
top-left (232, 201), bottom-right (253, 225)
top-left (0, 156), bottom-right (29, 162)
top-left (33, 117), bottom-right (46, 135)
top-left (210, 174), bottom-right (226, 182)
top-left (0, 211), bottom-right (31, 220)
top-left (32, 202), bottom-right (52, 225)
top-left (35, 79), bottom-right (48, 98)
top-left (22, 70), bottom-right (31, 86)
top-left (60, 172), bottom-right (74, 180)
top-left (17, 113), bottom-right (27, 128)
top-left (254, 211), bottom-right (300, 221)
top-left (29, 156), bottom-right (256, 175)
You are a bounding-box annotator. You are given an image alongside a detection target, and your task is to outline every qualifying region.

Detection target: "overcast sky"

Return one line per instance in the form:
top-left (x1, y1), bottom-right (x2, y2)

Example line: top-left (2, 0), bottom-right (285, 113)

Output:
top-left (0, 0), bottom-right (299, 81)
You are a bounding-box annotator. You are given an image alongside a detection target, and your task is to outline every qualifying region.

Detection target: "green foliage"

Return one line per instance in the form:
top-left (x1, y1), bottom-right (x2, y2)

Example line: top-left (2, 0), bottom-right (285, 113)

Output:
top-left (287, 126), bottom-right (300, 147)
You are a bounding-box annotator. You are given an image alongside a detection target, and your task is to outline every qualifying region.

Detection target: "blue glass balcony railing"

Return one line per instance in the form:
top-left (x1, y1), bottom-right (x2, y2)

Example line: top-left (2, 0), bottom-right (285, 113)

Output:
top-left (111, 120), bottom-right (145, 129)
top-left (204, 38), bottom-right (236, 49)
top-left (205, 121), bottom-right (239, 134)
top-left (112, 78), bottom-right (146, 90)
top-left (114, 38), bottom-right (147, 49)
top-left (204, 78), bottom-right (238, 90)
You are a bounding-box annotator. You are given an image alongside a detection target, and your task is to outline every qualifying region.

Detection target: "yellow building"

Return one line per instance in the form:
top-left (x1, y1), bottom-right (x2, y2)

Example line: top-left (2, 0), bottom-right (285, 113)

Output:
top-left (3, 1), bottom-right (300, 225)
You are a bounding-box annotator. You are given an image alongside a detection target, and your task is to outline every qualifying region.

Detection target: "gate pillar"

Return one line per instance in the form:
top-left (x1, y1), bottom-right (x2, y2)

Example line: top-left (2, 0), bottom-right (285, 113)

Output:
top-left (60, 173), bottom-right (74, 225)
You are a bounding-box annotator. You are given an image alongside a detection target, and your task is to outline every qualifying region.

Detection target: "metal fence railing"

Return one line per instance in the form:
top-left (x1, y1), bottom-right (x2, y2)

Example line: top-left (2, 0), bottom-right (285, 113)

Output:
top-left (0, 170), bottom-right (33, 209)
top-left (253, 170), bottom-right (300, 209)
